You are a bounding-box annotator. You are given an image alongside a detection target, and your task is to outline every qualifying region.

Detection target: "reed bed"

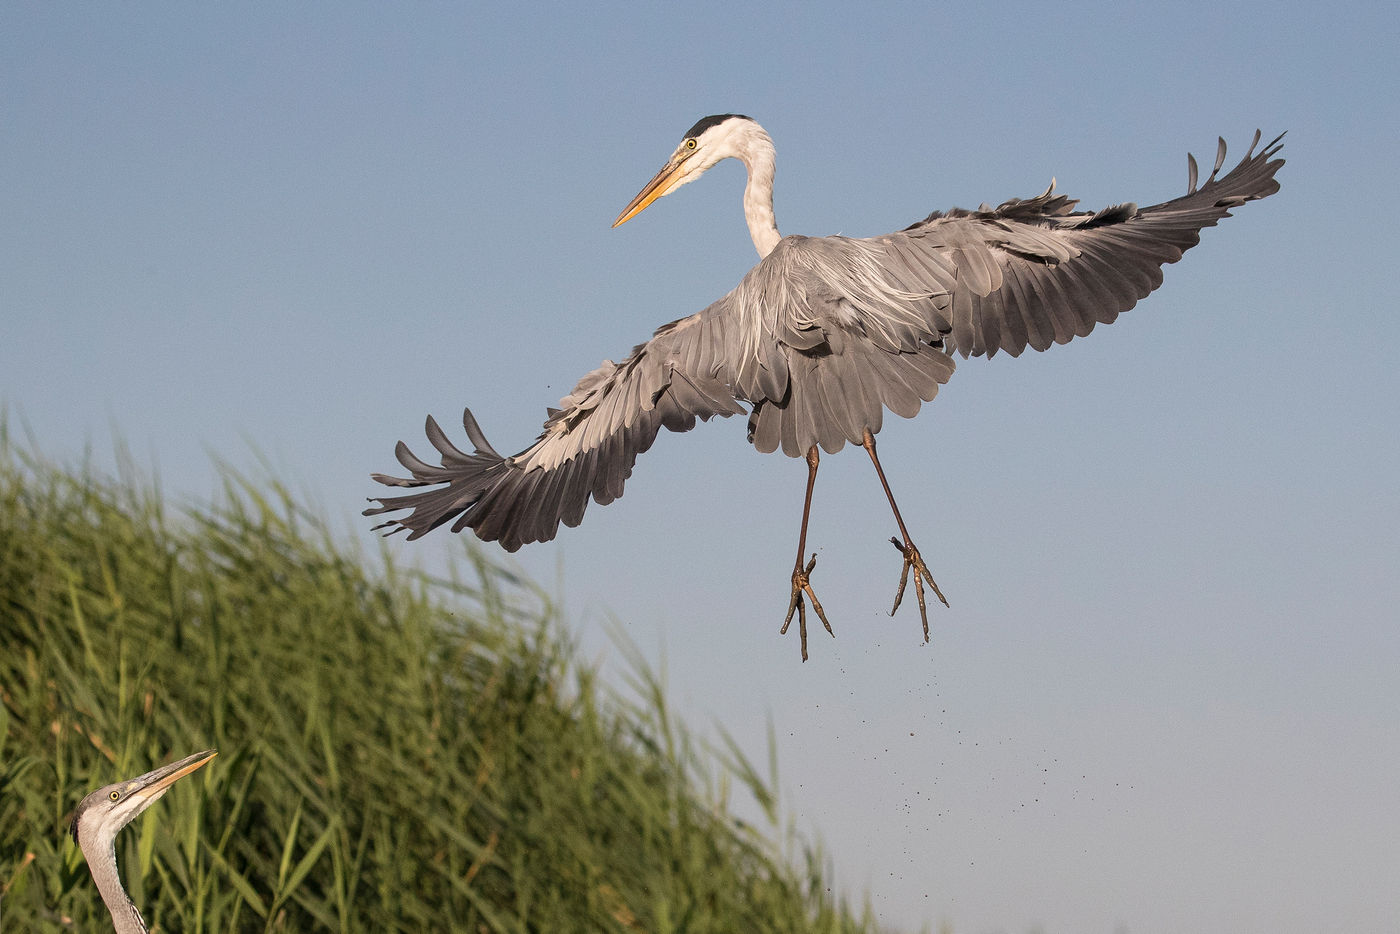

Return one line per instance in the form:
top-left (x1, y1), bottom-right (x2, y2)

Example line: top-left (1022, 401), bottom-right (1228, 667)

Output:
top-left (0, 436), bottom-right (878, 932)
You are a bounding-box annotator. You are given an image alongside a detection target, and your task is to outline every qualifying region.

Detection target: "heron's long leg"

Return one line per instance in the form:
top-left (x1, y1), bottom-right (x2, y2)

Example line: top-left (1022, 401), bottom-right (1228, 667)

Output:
top-left (782, 444), bottom-right (833, 661)
top-left (862, 428), bottom-right (948, 642)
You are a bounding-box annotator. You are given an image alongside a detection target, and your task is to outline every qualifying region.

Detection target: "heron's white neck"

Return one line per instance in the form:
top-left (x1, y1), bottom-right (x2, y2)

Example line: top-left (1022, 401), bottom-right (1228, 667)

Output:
top-left (86, 836), bottom-right (150, 933)
top-left (735, 124), bottom-right (781, 257)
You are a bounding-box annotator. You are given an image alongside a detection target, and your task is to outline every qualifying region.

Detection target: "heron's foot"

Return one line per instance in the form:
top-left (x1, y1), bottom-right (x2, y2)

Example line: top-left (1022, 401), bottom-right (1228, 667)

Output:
top-left (781, 554), bottom-right (834, 662)
top-left (887, 535), bottom-right (949, 643)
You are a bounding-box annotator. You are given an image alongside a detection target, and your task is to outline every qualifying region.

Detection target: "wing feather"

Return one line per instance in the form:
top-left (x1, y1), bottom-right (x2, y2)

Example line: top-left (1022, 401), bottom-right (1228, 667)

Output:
top-left (880, 131), bottom-right (1284, 359)
top-left (366, 307), bottom-right (746, 549)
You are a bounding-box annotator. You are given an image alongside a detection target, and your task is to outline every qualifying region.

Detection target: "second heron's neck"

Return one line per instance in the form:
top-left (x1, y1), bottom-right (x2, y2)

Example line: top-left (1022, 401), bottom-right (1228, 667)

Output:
top-left (90, 841), bottom-right (150, 933)
top-left (739, 129), bottom-right (780, 258)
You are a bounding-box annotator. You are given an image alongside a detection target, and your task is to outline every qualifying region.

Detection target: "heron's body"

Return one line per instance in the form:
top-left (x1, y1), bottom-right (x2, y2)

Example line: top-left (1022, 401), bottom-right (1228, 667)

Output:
top-left (70, 750), bottom-right (217, 933)
top-left (368, 115), bottom-right (1283, 656)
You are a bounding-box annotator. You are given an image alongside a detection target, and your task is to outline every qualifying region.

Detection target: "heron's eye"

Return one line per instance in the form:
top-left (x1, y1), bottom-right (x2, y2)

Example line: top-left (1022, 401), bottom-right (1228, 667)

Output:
top-left (684, 138), bottom-right (697, 151)
top-left (109, 791), bottom-right (120, 801)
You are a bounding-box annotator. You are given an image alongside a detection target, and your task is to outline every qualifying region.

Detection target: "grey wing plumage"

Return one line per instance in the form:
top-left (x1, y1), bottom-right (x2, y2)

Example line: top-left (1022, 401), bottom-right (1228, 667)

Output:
top-left (878, 130), bottom-right (1285, 359)
top-left (366, 309), bottom-right (744, 550)
top-left (728, 234), bottom-right (960, 458)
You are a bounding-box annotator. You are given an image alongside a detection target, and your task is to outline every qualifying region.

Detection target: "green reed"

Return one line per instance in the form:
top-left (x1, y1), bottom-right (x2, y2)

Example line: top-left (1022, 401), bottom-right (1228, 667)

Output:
top-left (0, 435), bottom-right (878, 933)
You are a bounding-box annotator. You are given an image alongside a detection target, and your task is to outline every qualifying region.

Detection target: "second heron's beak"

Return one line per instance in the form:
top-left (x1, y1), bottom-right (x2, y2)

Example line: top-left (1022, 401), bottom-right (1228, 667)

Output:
top-left (134, 749), bottom-right (218, 801)
top-left (612, 157), bottom-right (690, 228)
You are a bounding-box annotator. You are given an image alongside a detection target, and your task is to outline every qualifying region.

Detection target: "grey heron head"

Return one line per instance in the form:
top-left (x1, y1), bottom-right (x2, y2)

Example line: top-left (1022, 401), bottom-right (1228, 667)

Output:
top-left (70, 750), bottom-right (217, 850)
top-left (612, 113), bottom-right (765, 227)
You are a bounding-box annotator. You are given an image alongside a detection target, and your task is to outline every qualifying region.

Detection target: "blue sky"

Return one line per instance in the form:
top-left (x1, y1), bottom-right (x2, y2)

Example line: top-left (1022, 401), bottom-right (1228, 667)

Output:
top-left (4, 3), bottom-right (1397, 932)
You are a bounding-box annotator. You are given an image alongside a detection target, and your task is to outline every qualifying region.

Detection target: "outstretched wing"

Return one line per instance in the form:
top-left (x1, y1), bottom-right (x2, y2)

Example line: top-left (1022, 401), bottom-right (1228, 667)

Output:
top-left (366, 308), bottom-right (745, 550)
top-left (875, 131), bottom-right (1285, 358)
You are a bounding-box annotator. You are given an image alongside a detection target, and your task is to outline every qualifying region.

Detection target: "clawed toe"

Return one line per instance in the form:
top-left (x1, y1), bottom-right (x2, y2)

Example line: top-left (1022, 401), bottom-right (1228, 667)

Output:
top-left (887, 535), bottom-right (948, 643)
top-left (782, 554), bottom-right (833, 662)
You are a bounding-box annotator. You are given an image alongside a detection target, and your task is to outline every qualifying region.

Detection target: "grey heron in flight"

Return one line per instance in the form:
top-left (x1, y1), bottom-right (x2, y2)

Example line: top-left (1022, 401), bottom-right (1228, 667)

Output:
top-left (70, 749), bottom-right (217, 934)
top-left (368, 114), bottom-right (1284, 659)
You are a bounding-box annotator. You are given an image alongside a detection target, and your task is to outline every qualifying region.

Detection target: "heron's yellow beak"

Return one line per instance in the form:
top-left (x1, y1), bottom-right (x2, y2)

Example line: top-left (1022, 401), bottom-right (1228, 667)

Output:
top-left (613, 158), bottom-right (689, 227)
top-left (135, 749), bottom-right (218, 801)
